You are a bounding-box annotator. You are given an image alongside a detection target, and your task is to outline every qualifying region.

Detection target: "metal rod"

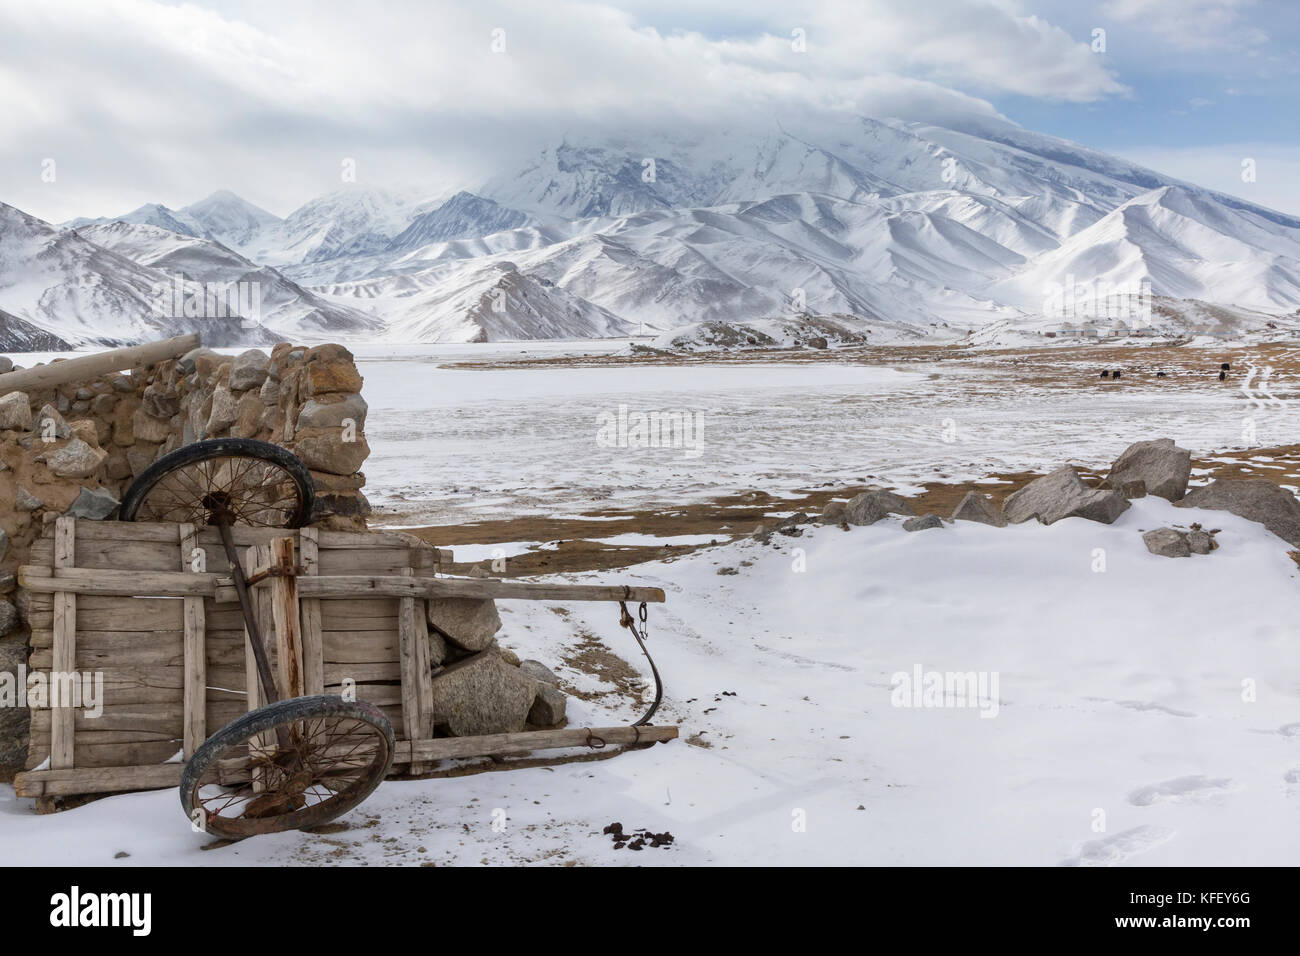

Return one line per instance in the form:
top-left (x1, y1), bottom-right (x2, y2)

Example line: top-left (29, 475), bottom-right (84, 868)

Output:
top-left (217, 521), bottom-right (281, 706)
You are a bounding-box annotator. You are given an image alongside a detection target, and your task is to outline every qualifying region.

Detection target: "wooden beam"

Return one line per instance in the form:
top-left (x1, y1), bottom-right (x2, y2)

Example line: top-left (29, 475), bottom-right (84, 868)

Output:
top-left (395, 724), bottom-right (678, 763)
top-left (12, 724), bottom-right (679, 796)
top-left (0, 333), bottom-right (199, 393)
top-left (180, 523), bottom-right (206, 759)
top-left (297, 527), bottom-right (325, 695)
top-left (51, 517), bottom-right (77, 771)
top-left (396, 568), bottom-right (427, 772)
top-left (18, 565), bottom-right (229, 597)
top-left (269, 538), bottom-right (304, 699)
top-left (13, 764), bottom-right (183, 798)
top-left (280, 575), bottom-right (667, 604)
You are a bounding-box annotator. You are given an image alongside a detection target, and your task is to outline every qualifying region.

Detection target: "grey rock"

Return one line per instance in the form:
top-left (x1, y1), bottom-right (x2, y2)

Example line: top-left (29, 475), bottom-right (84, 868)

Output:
top-left (808, 336), bottom-right (829, 350)
top-left (528, 682), bottom-right (567, 727)
top-left (297, 393), bottom-right (368, 431)
top-left (141, 383), bottom-right (179, 419)
top-left (819, 500), bottom-right (847, 524)
top-left (133, 408), bottom-right (172, 443)
top-left (950, 491), bottom-right (1008, 527)
top-left (1003, 465), bottom-right (1131, 526)
top-left (44, 438), bottom-right (106, 478)
top-left (0, 356), bottom-right (12, 374)
top-left (0, 640), bottom-right (30, 771)
top-left (0, 528), bottom-right (7, 563)
top-left (37, 403), bottom-right (70, 439)
top-left (0, 571), bottom-right (15, 593)
top-left (0, 601), bottom-right (19, 636)
top-left (108, 374), bottom-right (133, 392)
top-left (429, 650), bottom-right (537, 736)
top-left (1185, 529), bottom-right (1215, 554)
top-left (75, 387), bottom-right (94, 401)
top-left (519, 659), bottom-right (559, 686)
top-left (0, 391), bottom-right (31, 430)
top-left (426, 597), bottom-right (502, 651)
top-left (1107, 438), bottom-right (1192, 501)
top-left (66, 486), bottom-right (120, 520)
top-left (1175, 478), bottom-right (1300, 547)
top-left (902, 513), bottom-right (945, 532)
top-left (1119, 479), bottom-right (1147, 499)
top-left (229, 349), bottom-right (271, 391)
top-left (1143, 528), bottom-right (1190, 557)
top-left (178, 347), bottom-right (219, 375)
top-left (15, 486), bottom-right (43, 511)
top-left (258, 376), bottom-right (279, 405)
top-left (206, 385), bottom-right (238, 433)
top-left (844, 489), bottom-right (914, 526)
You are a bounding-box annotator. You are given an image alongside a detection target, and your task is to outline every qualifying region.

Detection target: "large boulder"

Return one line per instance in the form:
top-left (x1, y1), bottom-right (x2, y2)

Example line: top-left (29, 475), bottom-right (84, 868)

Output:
top-left (1175, 478), bottom-right (1300, 547)
top-left (950, 491), bottom-right (1007, 527)
top-left (843, 490), bottom-right (914, 526)
top-left (1107, 439), bottom-right (1192, 501)
top-left (0, 391), bottom-right (32, 431)
top-left (429, 650), bottom-right (538, 736)
top-left (1003, 465), bottom-right (1130, 526)
top-left (426, 597), bottom-right (502, 651)
top-left (528, 683), bottom-right (567, 727)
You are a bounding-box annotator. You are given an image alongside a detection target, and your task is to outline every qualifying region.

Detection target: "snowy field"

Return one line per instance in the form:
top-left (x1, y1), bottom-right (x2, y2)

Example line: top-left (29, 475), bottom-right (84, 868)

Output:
top-left (349, 345), bottom-right (1293, 525)
top-left (3, 495), bottom-right (1298, 866)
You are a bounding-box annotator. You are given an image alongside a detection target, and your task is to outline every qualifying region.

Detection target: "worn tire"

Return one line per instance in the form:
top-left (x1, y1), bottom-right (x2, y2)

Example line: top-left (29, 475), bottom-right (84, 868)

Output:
top-left (120, 437), bottom-right (315, 528)
top-left (181, 695), bottom-right (395, 840)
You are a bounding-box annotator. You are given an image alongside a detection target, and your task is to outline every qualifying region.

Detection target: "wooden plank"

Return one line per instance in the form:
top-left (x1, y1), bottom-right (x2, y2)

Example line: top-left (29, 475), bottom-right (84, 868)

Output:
top-left (395, 724), bottom-right (679, 763)
top-left (0, 332), bottom-right (199, 393)
top-left (270, 537), bottom-right (304, 698)
top-left (297, 527), bottom-right (325, 695)
top-left (180, 523), bottom-right (207, 759)
top-left (51, 517), bottom-right (76, 770)
top-left (27, 597), bottom-right (185, 633)
top-left (282, 575), bottom-right (667, 604)
top-left (396, 568), bottom-right (424, 765)
top-left (19, 565), bottom-right (229, 597)
top-left (14, 764), bottom-right (183, 798)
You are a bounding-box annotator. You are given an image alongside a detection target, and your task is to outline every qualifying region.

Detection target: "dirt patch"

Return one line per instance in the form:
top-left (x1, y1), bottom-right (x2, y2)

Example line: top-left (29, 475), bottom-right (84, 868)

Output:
top-left (391, 442), bottom-right (1300, 575)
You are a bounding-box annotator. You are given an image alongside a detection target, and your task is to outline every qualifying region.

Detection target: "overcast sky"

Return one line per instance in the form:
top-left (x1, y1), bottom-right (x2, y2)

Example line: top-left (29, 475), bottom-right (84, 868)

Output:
top-left (2, 0), bottom-right (1297, 221)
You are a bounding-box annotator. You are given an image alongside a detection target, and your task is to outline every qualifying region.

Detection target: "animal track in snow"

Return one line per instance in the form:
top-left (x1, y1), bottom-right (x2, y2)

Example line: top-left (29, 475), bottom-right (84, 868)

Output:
top-left (1128, 775), bottom-right (1232, 807)
top-left (1061, 826), bottom-right (1175, 866)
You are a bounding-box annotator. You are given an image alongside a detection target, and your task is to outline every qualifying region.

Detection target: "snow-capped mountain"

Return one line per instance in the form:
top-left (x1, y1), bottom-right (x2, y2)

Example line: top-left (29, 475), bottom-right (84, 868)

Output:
top-left (11, 112), bottom-right (1300, 346)
top-left (77, 221), bottom-right (384, 340)
top-left (0, 202), bottom-right (277, 347)
top-left (387, 192), bottom-right (530, 252)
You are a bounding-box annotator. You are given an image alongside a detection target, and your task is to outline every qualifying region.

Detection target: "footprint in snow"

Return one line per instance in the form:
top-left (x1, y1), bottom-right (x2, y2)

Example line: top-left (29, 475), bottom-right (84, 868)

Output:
top-left (1115, 700), bottom-right (1196, 718)
top-left (1128, 775), bottom-right (1233, 807)
top-left (1061, 826), bottom-right (1175, 867)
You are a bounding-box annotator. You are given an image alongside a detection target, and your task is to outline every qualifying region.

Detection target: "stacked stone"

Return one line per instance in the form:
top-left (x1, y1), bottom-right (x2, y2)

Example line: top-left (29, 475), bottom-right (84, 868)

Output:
top-left (424, 596), bottom-right (569, 735)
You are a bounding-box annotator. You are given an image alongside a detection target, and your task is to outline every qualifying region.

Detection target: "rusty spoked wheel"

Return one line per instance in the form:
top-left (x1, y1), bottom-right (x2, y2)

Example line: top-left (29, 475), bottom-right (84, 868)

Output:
top-left (181, 696), bottom-right (395, 840)
top-left (119, 438), bottom-right (314, 528)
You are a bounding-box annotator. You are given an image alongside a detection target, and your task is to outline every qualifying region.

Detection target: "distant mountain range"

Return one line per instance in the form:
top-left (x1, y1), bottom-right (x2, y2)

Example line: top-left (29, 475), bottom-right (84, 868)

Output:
top-left (5, 113), bottom-right (1300, 348)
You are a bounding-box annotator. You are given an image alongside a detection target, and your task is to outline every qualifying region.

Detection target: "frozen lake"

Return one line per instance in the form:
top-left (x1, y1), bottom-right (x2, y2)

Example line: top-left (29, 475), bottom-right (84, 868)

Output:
top-left (353, 345), bottom-right (1290, 525)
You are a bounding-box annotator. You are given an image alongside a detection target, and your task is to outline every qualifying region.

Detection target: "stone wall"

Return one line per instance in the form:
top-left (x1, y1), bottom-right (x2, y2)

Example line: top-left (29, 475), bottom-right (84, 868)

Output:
top-left (0, 342), bottom-right (372, 774)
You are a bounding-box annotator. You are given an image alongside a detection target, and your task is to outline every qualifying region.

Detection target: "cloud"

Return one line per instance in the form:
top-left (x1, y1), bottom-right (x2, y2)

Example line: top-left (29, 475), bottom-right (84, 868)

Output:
top-left (1100, 0), bottom-right (1269, 51)
top-left (1116, 143), bottom-right (1300, 216)
top-left (0, 0), bottom-right (1124, 221)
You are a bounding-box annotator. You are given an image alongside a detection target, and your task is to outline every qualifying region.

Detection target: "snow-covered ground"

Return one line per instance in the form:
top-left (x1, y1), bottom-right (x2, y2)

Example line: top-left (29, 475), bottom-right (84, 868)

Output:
top-left (352, 347), bottom-right (1293, 525)
top-left (4, 495), bottom-right (1298, 866)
